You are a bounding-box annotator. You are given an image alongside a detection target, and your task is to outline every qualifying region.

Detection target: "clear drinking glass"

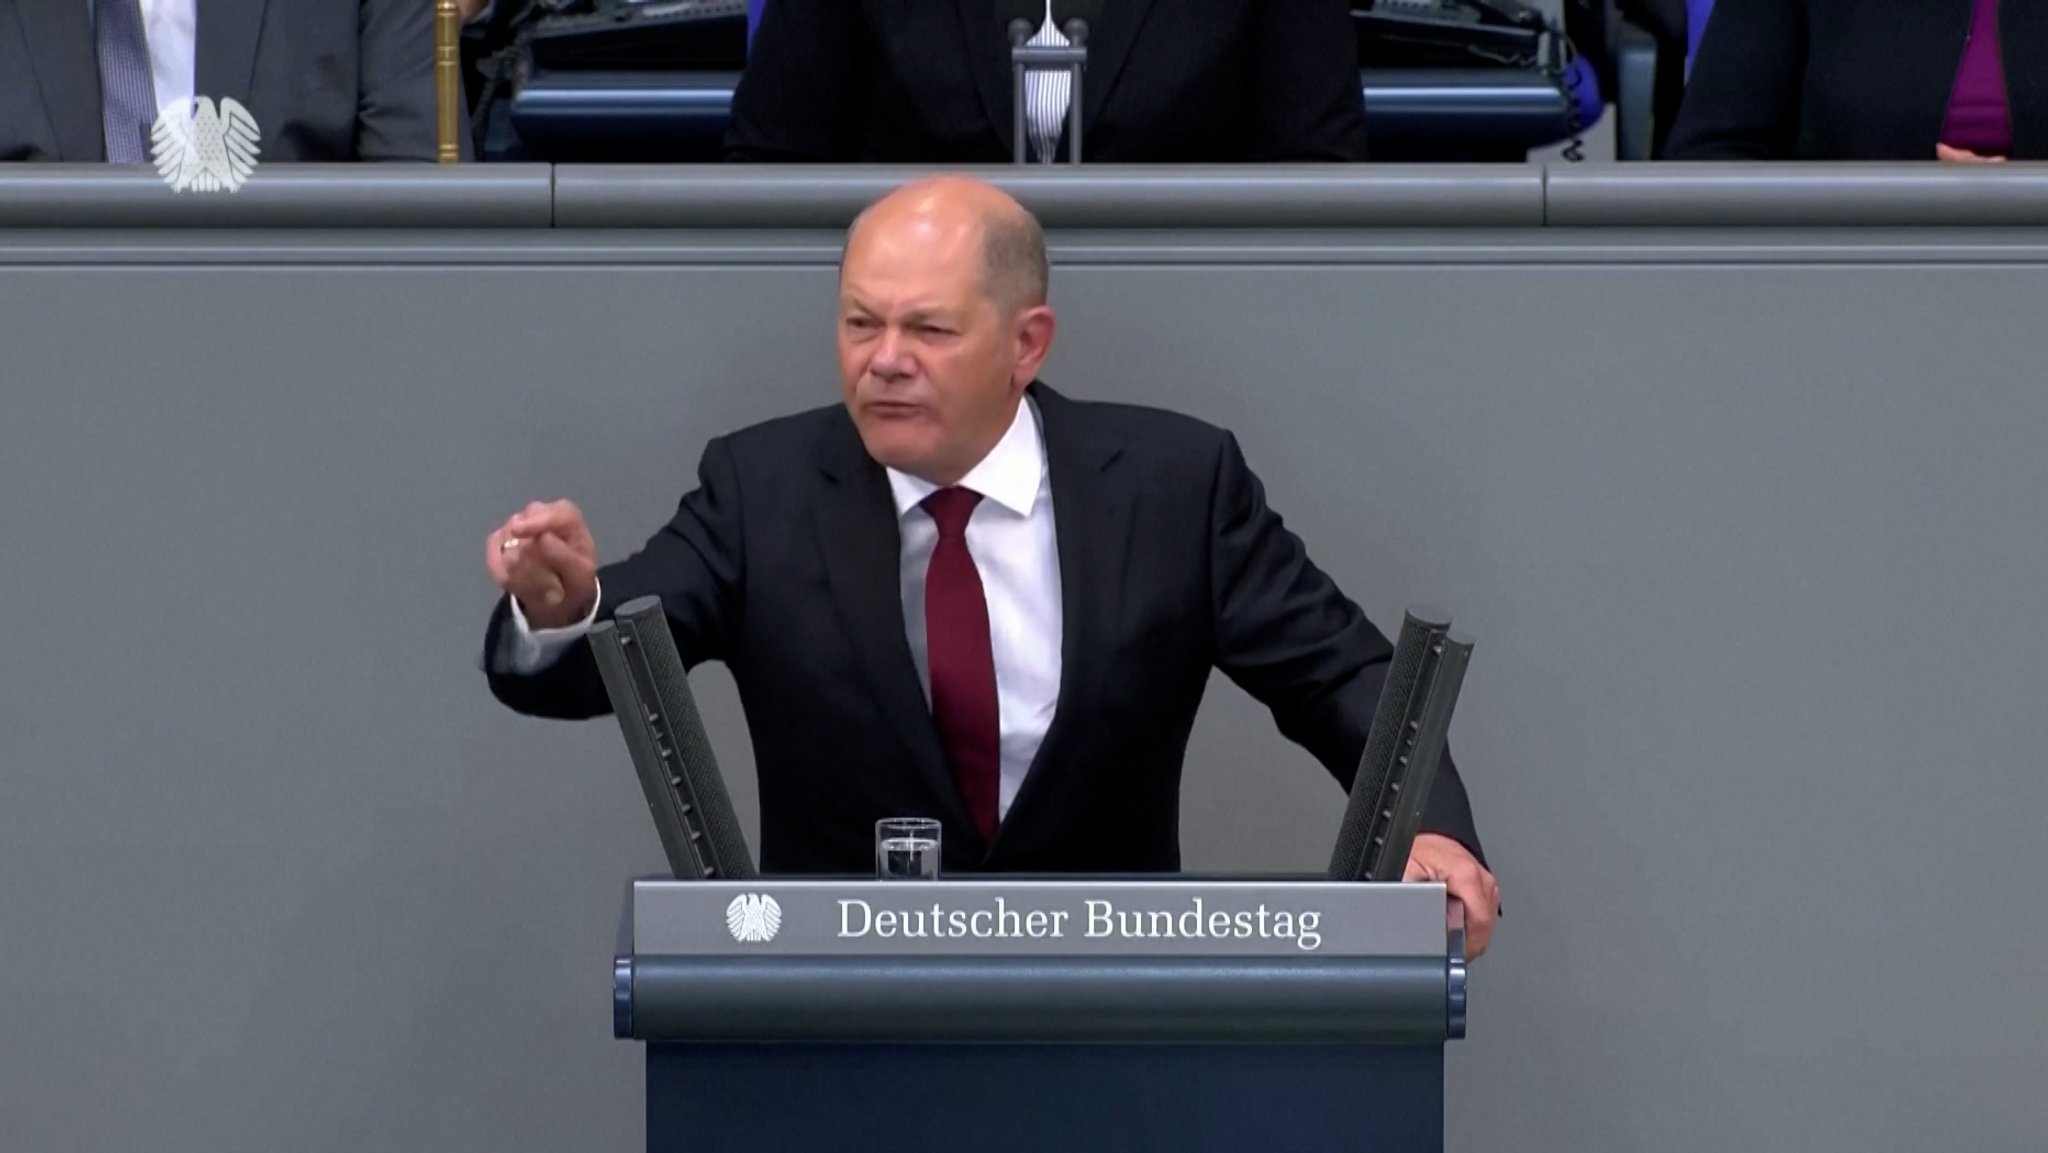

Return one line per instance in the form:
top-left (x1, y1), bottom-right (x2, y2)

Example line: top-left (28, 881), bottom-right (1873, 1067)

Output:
top-left (875, 817), bottom-right (941, 880)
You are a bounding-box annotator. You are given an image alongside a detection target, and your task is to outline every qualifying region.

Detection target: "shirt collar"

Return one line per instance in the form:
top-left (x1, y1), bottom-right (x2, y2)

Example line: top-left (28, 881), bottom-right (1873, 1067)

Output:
top-left (886, 396), bottom-right (1045, 520)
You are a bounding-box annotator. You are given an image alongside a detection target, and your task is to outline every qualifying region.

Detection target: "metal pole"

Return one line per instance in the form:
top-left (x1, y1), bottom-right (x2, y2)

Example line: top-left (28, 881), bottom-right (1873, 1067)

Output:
top-left (435, 0), bottom-right (462, 163)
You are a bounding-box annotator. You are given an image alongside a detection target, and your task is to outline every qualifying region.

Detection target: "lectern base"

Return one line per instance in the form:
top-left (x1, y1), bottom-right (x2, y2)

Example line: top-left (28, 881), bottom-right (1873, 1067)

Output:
top-left (647, 1041), bottom-right (1442, 1152)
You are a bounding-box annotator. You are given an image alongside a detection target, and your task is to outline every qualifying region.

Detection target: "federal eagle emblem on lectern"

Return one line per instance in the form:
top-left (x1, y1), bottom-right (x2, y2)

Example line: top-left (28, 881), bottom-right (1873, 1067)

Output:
top-left (151, 97), bottom-right (262, 194)
top-left (726, 893), bottom-right (783, 943)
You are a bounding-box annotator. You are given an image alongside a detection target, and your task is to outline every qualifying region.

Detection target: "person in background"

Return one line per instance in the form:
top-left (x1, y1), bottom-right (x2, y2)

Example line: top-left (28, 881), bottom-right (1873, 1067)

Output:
top-left (0, 0), bottom-right (458, 162)
top-left (1666, 0), bottom-right (2047, 161)
top-left (725, 0), bottom-right (1369, 162)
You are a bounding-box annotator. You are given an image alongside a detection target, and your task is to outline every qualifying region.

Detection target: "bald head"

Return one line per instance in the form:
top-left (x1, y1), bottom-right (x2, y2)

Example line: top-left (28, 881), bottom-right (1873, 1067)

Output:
top-left (834, 175), bottom-right (1059, 487)
top-left (844, 176), bottom-right (1048, 314)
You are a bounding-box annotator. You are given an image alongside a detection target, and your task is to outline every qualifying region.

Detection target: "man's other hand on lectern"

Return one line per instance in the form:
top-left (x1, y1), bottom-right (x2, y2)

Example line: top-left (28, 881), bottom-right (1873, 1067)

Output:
top-left (1405, 833), bottom-right (1498, 959)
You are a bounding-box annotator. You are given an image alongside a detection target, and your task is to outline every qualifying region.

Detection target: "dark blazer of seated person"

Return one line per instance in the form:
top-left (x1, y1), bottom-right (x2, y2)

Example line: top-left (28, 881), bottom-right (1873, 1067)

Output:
top-left (1666, 0), bottom-right (2048, 160)
top-left (724, 0), bottom-right (1370, 162)
top-left (0, 0), bottom-right (453, 162)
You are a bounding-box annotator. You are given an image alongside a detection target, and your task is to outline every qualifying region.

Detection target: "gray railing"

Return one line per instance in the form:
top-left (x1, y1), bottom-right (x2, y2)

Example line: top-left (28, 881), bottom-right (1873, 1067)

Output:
top-left (5, 163), bottom-right (2048, 229)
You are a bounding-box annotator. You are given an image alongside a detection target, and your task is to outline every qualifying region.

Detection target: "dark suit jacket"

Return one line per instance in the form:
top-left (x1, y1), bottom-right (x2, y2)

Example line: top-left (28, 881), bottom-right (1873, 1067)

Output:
top-left (0, 0), bottom-right (451, 162)
top-left (484, 385), bottom-right (1483, 877)
top-left (1666, 0), bottom-right (2048, 159)
top-left (725, 0), bottom-right (1370, 162)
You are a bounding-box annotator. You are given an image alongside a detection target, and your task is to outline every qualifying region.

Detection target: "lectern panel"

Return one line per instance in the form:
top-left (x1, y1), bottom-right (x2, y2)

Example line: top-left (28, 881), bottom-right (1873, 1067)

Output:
top-left (632, 879), bottom-right (1448, 956)
top-left (630, 955), bottom-right (1451, 1043)
top-left (647, 1041), bottom-right (1443, 1153)
top-left (620, 879), bottom-right (1462, 1045)
top-left (621, 877), bottom-right (1461, 1146)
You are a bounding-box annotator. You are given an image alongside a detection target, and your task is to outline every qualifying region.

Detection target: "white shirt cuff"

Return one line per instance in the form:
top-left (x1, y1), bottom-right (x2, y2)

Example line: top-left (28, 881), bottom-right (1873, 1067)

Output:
top-left (496, 578), bottom-right (603, 673)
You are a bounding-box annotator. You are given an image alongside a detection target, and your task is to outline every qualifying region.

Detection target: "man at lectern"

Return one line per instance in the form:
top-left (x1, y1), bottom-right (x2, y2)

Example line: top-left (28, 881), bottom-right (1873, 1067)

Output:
top-left (480, 176), bottom-right (1499, 956)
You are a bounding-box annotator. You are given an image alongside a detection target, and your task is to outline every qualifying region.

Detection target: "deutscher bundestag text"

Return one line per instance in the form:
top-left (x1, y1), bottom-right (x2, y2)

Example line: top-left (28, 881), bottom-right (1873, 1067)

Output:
top-left (838, 897), bottom-right (1322, 951)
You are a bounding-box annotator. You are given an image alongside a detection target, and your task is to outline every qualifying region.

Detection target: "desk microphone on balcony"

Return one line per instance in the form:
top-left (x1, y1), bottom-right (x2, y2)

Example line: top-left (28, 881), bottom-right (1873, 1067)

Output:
top-left (1327, 608), bottom-right (1475, 883)
top-left (588, 595), bottom-right (757, 881)
top-left (1003, 0), bottom-right (1090, 163)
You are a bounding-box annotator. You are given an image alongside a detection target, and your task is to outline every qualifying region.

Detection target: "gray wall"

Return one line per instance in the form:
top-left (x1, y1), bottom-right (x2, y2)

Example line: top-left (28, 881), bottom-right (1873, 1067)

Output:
top-left (4, 169), bottom-right (2047, 1153)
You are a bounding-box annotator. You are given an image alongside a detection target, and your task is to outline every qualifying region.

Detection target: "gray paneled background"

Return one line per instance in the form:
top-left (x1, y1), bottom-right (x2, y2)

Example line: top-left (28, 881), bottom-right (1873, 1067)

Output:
top-left (3, 231), bottom-right (2046, 1153)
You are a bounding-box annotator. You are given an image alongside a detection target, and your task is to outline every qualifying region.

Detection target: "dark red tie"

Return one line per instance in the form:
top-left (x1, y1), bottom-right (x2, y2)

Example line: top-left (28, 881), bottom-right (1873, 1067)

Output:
top-left (922, 487), bottom-right (1000, 841)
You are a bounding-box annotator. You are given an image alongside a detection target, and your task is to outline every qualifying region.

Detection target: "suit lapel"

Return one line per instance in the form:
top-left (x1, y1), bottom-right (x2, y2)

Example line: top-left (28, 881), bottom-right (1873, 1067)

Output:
top-left (990, 383), bottom-right (1130, 850)
top-left (1076, 0), bottom-right (1159, 136)
top-left (195, 0), bottom-right (269, 109)
top-left (813, 415), bottom-right (979, 842)
top-left (1893, 0), bottom-right (1976, 147)
top-left (15, 0), bottom-right (105, 160)
top-left (2003, 0), bottom-right (2048, 157)
top-left (956, 0), bottom-right (1017, 158)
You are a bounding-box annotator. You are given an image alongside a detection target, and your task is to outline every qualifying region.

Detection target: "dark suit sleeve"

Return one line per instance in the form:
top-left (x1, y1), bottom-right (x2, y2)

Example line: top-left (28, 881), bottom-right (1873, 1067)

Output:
top-left (482, 437), bottom-right (748, 719)
top-left (1206, 433), bottom-right (1485, 864)
top-left (1663, 0), bottom-right (1806, 159)
top-left (1250, 0), bottom-right (1370, 160)
top-left (355, 0), bottom-right (462, 161)
top-left (723, 0), bottom-right (865, 161)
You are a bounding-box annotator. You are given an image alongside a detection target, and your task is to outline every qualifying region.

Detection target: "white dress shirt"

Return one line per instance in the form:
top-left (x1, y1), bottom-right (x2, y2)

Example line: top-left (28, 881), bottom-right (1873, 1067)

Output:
top-left (93, 0), bottom-right (196, 118)
top-left (503, 399), bottom-right (1066, 821)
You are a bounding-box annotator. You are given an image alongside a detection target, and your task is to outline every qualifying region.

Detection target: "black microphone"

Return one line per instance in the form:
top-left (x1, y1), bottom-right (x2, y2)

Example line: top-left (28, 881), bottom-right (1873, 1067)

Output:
top-left (1326, 608), bottom-right (1474, 883)
top-left (588, 595), bottom-right (757, 881)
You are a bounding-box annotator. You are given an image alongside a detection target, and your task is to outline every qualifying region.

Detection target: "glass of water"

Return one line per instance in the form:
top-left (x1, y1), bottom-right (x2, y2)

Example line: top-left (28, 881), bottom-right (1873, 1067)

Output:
top-left (875, 817), bottom-right (941, 880)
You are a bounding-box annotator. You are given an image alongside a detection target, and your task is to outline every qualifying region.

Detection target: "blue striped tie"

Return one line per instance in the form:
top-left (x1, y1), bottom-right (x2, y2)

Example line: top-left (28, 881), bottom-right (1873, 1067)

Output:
top-left (95, 0), bottom-right (159, 163)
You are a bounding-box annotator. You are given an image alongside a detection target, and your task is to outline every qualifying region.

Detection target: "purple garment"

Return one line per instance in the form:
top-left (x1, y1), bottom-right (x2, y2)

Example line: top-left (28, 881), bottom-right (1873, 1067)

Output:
top-left (1941, 0), bottom-right (2012, 156)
